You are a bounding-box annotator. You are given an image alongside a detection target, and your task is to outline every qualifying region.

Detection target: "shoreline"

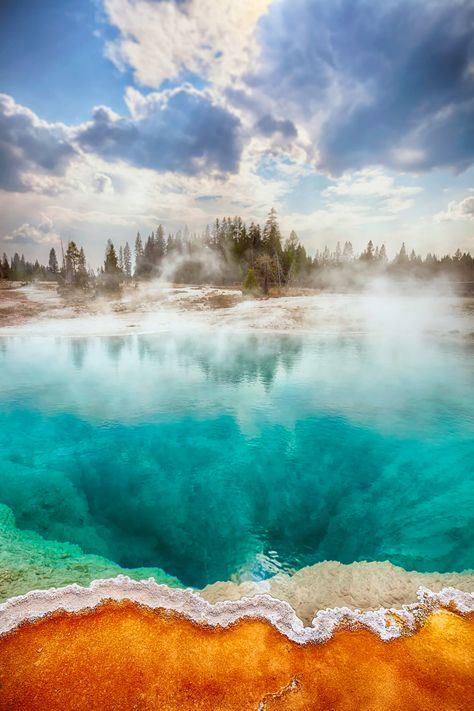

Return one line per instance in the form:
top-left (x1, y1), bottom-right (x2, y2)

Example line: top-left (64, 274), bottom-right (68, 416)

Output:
top-left (1, 574), bottom-right (473, 642)
top-left (1, 281), bottom-right (473, 339)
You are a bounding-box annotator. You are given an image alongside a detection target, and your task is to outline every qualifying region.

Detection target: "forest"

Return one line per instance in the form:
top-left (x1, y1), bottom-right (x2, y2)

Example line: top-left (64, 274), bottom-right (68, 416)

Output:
top-left (1, 209), bottom-right (474, 294)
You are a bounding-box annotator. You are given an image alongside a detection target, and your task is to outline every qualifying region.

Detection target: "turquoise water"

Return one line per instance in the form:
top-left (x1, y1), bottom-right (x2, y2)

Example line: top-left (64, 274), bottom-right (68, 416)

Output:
top-left (0, 332), bottom-right (473, 588)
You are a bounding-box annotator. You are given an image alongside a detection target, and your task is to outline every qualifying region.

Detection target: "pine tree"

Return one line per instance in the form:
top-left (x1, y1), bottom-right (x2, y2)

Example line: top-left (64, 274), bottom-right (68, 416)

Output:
top-left (101, 239), bottom-right (121, 292)
top-left (397, 242), bottom-right (409, 265)
top-left (342, 242), bottom-right (353, 261)
top-left (135, 233), bottom-right (143, 260)
top-left (65, 241), bottom-right (80, 285)
top-left (360, 240), bottom-right (374, 262)
top-left (155, 225), bottom-right (165, 264)
top-left (48, 248), bottom-right (58, 274)
top-left (1, 253), bottom-right (10, 280)
top-left (123, 242), bottom-right (132, 279)
top-left (104, 239), bottom-right (119, 273)
top-left (263, 207), bottom-right (282, 257)
top-left (248, 223), bottom-right (262, 265)
top-left (166, 234), bottom-right (175, 254)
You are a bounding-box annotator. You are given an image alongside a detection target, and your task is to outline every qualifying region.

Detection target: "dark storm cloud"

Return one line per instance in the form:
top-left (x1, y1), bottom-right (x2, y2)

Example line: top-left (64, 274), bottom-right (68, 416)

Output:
top-left (256, 114), bottom-right (297, 139)
top-left (77, 88), bottom-right (242, 175)
top-left (0, 94), bottom-right (76, 192)
top-left (252, 0), bottom-right (474, 173)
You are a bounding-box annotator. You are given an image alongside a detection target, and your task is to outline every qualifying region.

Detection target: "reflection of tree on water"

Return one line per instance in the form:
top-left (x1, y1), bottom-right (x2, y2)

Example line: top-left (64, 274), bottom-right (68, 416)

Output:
top-left (195, 335), bottom-right (303, 388)
top-left (69, 338), bottom-right (89, 370)
top-left (103, 336), bottom-right (132, 364)
top-left (136, 333), bottom-right (303, 388)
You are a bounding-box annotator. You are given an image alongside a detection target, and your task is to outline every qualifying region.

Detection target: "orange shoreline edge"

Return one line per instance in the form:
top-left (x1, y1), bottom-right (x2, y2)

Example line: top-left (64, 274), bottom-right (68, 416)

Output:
top-left (1, 589), bottom-right (473, 710)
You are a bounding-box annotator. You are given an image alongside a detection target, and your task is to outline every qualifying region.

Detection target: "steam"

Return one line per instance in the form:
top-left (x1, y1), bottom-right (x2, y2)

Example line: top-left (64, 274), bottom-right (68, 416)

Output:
top-left (1, 272), bottom-right (471, 344)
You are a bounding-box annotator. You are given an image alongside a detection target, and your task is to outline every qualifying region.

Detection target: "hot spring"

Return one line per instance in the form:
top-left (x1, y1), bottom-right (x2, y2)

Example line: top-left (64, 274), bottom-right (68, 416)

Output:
top-left (0, 329), bottom-right (473, 592)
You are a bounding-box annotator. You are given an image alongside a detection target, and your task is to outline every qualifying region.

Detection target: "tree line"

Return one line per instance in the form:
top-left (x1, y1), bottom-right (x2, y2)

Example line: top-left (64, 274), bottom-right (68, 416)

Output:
top-left (1, 208), bottom-right (474, 293)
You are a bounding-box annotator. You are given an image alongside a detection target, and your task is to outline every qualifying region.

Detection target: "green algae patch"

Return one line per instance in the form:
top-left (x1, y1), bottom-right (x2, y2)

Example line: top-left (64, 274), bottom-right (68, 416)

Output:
top-left (0, 504), bottom-right (182, 601)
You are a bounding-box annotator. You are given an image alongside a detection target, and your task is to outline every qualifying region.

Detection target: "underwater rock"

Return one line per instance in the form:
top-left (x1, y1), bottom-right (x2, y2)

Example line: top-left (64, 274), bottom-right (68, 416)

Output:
top-left (0, 504), bottom-right (181, 601)
top-left (200, 560), bottom-right (474, 624)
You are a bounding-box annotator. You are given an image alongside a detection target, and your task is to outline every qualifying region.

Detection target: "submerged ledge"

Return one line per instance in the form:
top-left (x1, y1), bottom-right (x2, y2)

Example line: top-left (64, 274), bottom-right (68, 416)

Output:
top-left (1, 574), bottom-right (473, 642)
top-left (2, 501), bottom-right (474, 615)
top-left (200, 560), bottom-right (474, 624)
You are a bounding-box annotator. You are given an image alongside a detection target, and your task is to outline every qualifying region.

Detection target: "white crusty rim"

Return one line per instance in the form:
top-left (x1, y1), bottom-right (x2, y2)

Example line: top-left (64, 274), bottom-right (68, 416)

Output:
top-left (0, 575), bottom-right (472, 643)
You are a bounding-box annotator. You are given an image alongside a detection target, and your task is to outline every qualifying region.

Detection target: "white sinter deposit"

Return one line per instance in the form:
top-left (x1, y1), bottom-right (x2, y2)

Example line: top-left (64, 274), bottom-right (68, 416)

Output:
top-left (0, 575), bottom-right (473, 643)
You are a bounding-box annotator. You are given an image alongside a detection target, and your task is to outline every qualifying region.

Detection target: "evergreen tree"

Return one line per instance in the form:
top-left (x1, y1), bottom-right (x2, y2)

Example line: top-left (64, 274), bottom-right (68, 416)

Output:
top-left (11, 253), bottom-right (21, 280)
top-left (282, 230), bottom-right (300, 284)
top-left (123, 242), bottom-right (132, 279)
top-left (48, 248), bottom-right (58, 274)
top-left (263, 207), bottom-right (282, 257)
top-left (1, 253), bottom-right (10, 280)
top-left (396, 242), bottom-right (409, 265)
top-left (134, 232), bottom-right (144, 278)
top-left (65, 241), bottom-right (81, 285)
top-left (101, 239), bottom-right (121, 292)
top-left (166, 234), bottom-right (175, 254)
top-left (342, 242), bottom-right (354, 261)
top-left (19, 255), bottom-right (26, 279)
top-left (360, 240), bottom-right (375, 262)
top-left (135, 232), bottom-right (143, 260)
top-left (155, 225), bottom-right (166, 265)
top-left (248, 222), bottom-right (262, 265)
top-left (104, 239), bottom-right (119, 273)
top-left (77, 247), bottom-right (88, 288)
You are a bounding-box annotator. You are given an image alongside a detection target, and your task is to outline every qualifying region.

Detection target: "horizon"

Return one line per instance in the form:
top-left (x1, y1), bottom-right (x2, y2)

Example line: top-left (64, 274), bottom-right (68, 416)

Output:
top-left (2, 211), bottom-right (474, 275)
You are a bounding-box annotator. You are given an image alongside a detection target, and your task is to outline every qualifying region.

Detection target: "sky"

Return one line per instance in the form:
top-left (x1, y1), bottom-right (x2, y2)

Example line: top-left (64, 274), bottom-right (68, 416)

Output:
top-left (0, 0), bottom-right (473, 266)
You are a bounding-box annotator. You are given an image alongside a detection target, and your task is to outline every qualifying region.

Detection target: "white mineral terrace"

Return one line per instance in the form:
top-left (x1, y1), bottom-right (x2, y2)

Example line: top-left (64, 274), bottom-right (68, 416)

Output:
top-left (0, 576), bottom-right (473, 643)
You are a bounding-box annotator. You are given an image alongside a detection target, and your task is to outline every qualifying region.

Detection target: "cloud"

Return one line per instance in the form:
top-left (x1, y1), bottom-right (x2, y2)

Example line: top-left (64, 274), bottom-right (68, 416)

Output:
top-left (323, 168), bottom-right (422, 212)
top-left (249, 0), bottom-right (474, 174)
top-left (76, 86), bottom-right (242, 175)
top-left (103, 0), bottom-right (273, 88)
top-left (256, 114), bottom-right (297, 138)
top-left (3, 215), bottom-right (60, 246)
top-left (0, 94), bottom-right (76, 192)
top-left (435, 193), bottom-right (474, 222)
top-left (93, 172), bottom-right (114, 195)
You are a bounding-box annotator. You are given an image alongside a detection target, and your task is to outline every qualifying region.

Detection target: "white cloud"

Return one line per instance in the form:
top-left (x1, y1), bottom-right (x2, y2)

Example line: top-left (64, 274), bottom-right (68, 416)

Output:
top-left (3, 215), bottom-right (60, 246)
top-left (434, 193), bottom-right (474, 222)
top-left (103, 0), bottom-right (274, 89)
top-left (323, 168), bottom-right (422, 213)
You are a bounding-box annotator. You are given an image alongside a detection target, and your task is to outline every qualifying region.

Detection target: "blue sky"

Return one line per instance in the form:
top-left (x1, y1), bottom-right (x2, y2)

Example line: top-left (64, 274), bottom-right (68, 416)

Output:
top-left (0, 0), bottom-right (130, 122)
top-left (0, 0), bottom-right (473, 264)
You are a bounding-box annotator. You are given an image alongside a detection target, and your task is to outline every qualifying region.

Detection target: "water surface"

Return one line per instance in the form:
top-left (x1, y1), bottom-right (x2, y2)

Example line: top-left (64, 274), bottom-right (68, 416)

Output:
top-left (0, 332), bottom-right (473, 587)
